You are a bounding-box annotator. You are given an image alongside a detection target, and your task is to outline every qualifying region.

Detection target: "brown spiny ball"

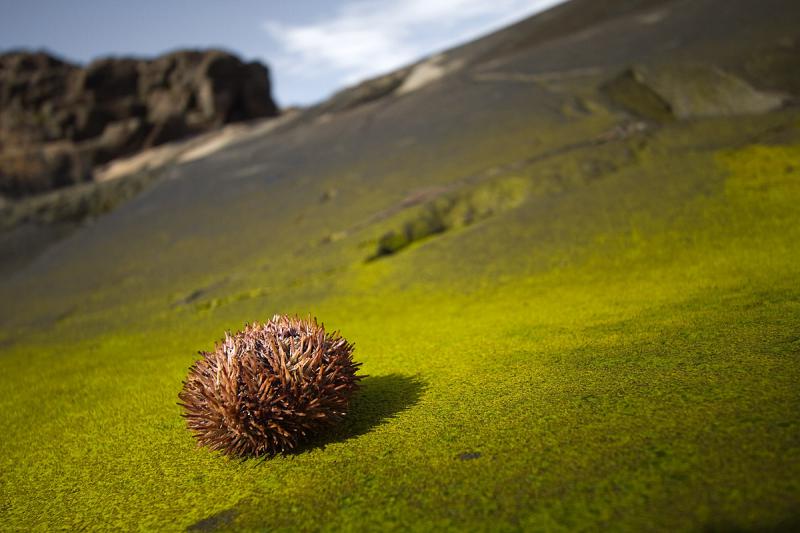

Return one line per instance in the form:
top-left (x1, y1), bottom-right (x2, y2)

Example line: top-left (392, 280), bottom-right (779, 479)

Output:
top-left (178, 314), bottom-right (362, 457)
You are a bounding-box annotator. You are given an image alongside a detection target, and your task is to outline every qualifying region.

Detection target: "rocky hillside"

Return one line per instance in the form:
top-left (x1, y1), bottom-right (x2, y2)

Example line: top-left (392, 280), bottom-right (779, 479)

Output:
top-left (2, 0), bottom-right (800, 531)
top-left (0, 49), bottom-right (278, 197)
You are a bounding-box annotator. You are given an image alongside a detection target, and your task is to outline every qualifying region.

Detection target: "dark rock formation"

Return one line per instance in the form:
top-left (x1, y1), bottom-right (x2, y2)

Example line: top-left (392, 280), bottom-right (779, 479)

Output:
top-left (0, 49), bottom-right (279, 197)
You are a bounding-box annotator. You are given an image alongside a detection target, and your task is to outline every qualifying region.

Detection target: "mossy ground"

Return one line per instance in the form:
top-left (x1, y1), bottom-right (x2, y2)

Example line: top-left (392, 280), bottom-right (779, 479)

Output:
top-left (1, 105), bottom-right (799, 531)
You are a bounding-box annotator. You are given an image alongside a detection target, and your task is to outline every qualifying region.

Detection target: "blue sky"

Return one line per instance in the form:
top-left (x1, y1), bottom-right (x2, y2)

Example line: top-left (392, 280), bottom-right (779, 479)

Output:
top-left (0, 0), bottom-right (566, 106)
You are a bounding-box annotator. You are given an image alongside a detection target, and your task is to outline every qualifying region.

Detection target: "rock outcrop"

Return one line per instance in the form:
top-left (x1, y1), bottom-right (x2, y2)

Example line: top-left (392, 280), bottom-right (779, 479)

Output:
top-left (602, 63), bottom-right (787, 122)
top-left (0, 49), bottom-right (279, 197)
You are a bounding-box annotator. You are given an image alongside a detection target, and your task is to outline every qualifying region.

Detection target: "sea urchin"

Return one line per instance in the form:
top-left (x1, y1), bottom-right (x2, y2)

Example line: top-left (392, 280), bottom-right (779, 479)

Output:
top-left (178, 314), bottom-right (362, 457)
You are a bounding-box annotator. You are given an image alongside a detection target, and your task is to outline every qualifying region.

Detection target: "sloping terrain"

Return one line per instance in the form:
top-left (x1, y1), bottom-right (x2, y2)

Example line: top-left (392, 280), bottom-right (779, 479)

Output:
top-left (1, 0), bottom-right (800, 530)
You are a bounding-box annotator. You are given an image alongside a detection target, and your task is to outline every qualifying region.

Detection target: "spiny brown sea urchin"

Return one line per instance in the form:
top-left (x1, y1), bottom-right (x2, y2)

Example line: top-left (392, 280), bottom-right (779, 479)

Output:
top-left (178, 314), bottom-right (362, 457)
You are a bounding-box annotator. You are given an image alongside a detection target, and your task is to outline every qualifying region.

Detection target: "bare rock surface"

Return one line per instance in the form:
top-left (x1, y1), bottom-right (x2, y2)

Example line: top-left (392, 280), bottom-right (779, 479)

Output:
top-left (603, 63), bottom-right (787, 121)
top-left (0, 49), bottom-right (279, 197)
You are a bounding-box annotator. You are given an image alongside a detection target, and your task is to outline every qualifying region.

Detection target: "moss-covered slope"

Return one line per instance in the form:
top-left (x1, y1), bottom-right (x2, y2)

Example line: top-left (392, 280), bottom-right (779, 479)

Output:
top-left (1, 0), bottom-right (800, 531)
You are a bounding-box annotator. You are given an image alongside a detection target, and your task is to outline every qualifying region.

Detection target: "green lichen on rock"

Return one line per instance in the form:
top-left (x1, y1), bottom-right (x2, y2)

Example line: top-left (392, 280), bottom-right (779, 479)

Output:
top-left (373, 177), bottom-right (528, 258)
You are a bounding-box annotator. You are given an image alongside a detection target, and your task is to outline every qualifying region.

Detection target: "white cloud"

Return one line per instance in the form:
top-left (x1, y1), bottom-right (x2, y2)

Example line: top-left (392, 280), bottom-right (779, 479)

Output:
top-left (264, 0), bottom-right (566, 88)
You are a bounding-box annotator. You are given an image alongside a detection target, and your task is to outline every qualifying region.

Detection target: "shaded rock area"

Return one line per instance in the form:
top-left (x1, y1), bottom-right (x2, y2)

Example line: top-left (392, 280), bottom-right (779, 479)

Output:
top-left (0, 49), bottom-right (278, 197)
top-left (733, 35), bottom-right (800, 97)
top-left (603, 63), bottom-right (787, 121)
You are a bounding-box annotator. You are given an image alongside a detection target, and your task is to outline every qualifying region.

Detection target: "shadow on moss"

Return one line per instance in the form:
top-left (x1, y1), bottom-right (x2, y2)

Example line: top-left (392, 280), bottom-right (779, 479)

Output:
top-left (190, 375), bottom-right (423, 531)
top-left (294, 373), bottom-right (426, 453)
top-left (703, 515), bottom-right (800, 533)
top-left (187, 508), bottom-right (238, 532)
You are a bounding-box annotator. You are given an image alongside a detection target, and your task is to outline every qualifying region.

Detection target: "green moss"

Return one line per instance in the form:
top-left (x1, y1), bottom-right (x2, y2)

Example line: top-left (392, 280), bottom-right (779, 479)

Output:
top-left (372, 177), bottom-right (528, 258)
top-left (721, 144), bottom-right (800, 196)
top-left (1, 111), bottom-right (799, 531)
top-left (192, 288), bottom-right (268, 313)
